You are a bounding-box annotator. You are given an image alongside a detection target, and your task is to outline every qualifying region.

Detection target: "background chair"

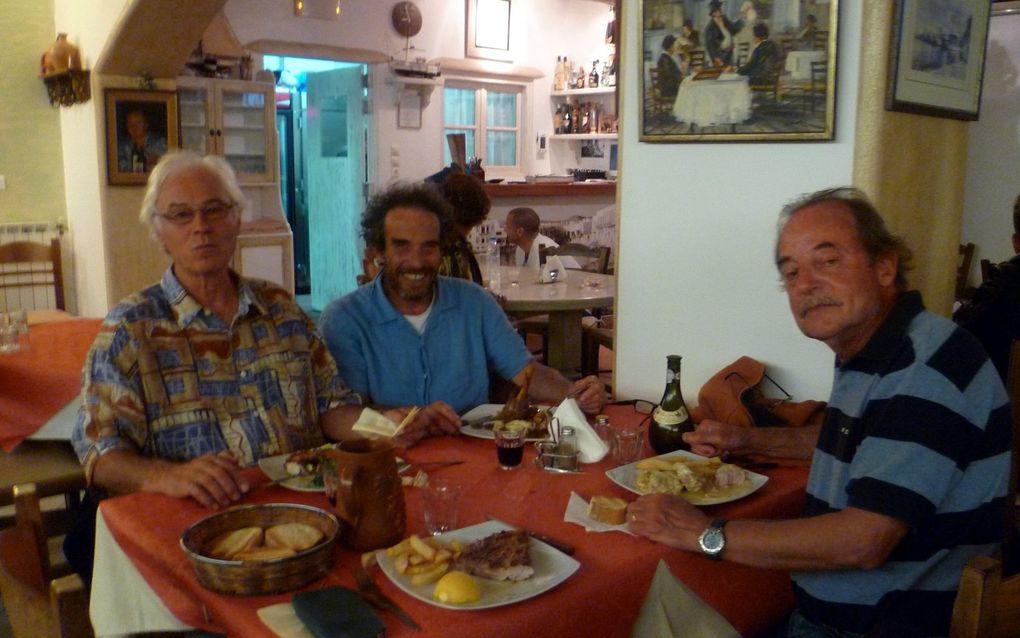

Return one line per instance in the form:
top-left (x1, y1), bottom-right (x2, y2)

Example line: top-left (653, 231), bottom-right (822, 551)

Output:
top-left (951, 554), bottom-right (1020, 638)
top-left (0, 483), bottom-right (92, 638)
top-left (813, 29), bottom-right (829, 51)
top-left (0, 238), bottom-right (65, 311)
top-left (647, 68), bottom-right (673, 115)
top-left (688, 49), bottom-right (706, 72)
top-left (957, 242), bottom-right (976, 301)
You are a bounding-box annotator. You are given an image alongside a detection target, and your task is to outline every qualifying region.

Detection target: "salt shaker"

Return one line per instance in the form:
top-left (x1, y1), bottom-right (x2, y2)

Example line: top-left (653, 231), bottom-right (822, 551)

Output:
top-left (558, 426), bottom-right (577, 456)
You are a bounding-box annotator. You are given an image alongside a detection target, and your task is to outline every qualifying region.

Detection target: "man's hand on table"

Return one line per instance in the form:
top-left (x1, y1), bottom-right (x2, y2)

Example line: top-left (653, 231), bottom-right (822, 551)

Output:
top-left (385, 401), bottom-right (461, 448)
top-left (682, 419), bottom-right (754, 459)
top-left (149, 451), bottom-right (250, 509)
top-left (569, 375), bottom-right (608, 414)
top-left (626, 492), bottom-right (710, 551)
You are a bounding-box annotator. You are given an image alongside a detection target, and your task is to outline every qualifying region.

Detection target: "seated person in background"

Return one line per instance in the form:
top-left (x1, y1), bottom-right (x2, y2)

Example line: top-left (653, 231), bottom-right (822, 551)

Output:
top-left (731, 23), bottom-right (779, 86)
top-left (436, 172), bottom-right (491, 286)
top-left (357, 244), bottom-right (383, 285)
top-left (504, 207), bottom-right (580, 270)
top-left (68, 151), bottom-right (367, 581)
top-left (318, 183), bottom-right (606, 435)
top-left (656, 34), bottom-right (684, 99)
top-left (954, 192), bottom-right (1020, 382)
top-left (628, 187), bottom-right (1010, 637)
top-left (680, 19), bottom-right (700, 51)
top-left (796, 14), bottom-right (819, 51)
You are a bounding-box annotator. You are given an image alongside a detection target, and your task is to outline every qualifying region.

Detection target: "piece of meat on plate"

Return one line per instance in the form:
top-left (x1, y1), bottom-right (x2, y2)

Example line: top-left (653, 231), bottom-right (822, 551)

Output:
top-left (454, 530), bottom-right (535, 582)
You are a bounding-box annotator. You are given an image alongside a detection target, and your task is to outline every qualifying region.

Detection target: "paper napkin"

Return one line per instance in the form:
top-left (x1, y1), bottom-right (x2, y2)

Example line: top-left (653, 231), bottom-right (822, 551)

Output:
top-left (540, 255), bottom-right (568, 283)
top-left (563, 491), bottom-right (634, 535)
top-left (632, 560), bottom-right (741, 638)
top-left (257, 603), bottom-right (315, 638)
top-left (552, 398), bottom-right (609, 463)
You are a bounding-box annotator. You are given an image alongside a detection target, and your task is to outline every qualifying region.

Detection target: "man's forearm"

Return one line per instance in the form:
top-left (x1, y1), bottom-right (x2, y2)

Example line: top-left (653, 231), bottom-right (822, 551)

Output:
top-left (748, 424), bottom-right (820, 459)
top-left (525, 362), bottom-right (572, 404)
top-left (90, 448), bottom-right (177, 495)
top-left (320, 404), bottom-right (366, 442)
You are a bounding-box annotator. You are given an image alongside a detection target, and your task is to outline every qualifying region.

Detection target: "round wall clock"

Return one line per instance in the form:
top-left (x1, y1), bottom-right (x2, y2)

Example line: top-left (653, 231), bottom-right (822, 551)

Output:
top-left (391, 2), bottom-right (423, 38)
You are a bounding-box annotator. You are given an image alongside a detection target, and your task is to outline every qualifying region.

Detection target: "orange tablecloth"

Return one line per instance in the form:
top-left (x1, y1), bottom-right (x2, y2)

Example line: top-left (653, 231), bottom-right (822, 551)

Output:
top-left (100, 405), bottom-right (808, 637)
top-left (0, 318), bottom-right (101, 452)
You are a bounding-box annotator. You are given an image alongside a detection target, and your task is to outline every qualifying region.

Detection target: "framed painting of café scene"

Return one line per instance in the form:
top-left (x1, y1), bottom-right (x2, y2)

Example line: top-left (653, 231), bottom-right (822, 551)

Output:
top-left (105, 89), bottom-right (178, 185)
top-left (639, 0), bottom-right (838, 143)
top-left (886, 0), bottom-right (991, 121)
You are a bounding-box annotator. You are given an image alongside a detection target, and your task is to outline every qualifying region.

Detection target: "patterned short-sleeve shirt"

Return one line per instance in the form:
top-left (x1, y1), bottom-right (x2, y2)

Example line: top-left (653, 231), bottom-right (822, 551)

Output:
top-left (72, 268), bottom-right (360, 482)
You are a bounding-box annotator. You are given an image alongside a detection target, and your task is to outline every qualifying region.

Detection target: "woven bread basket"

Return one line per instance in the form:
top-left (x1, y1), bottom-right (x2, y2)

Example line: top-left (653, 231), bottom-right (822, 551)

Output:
top-left (180, 503), bottom-right (340, 595)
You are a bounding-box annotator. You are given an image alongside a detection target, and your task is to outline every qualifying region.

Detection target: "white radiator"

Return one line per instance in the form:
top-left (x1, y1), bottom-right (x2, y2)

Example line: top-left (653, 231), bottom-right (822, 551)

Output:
top-left (0, 222), bottom-right (65, 312)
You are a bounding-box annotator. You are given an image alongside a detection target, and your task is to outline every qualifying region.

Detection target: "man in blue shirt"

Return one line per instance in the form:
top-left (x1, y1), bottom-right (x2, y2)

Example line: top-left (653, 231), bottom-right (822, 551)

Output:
top-left (319, 183), bottom-right (606, 448)
top-left (627, 187), bottom-right (1011, 637)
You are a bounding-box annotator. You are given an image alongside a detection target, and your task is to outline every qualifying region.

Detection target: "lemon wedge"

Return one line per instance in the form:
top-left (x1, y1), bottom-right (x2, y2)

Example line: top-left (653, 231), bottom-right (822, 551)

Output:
top-left (432, 570), bottom-right (481, 604)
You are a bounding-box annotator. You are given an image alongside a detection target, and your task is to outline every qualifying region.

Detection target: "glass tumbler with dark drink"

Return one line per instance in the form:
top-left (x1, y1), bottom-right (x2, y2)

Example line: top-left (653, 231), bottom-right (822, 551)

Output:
top-left (494, 427), bottom-right (525, 470)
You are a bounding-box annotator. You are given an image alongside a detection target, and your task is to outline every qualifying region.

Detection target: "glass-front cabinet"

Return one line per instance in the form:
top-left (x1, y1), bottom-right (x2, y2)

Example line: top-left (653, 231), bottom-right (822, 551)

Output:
top-left (177, 77), bottom-right (276, 183)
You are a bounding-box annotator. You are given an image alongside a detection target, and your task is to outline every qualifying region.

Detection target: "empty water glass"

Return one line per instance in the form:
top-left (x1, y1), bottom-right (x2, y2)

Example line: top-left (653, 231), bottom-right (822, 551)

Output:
top-left (0, 324), bottom-right (19, 354)
top-left (423, 477), bottom-right (461, 535)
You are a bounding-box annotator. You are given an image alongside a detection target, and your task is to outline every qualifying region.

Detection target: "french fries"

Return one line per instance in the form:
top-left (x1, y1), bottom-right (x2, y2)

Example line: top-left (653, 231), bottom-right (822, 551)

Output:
top-left (385, 534), bottom-right (464, 586)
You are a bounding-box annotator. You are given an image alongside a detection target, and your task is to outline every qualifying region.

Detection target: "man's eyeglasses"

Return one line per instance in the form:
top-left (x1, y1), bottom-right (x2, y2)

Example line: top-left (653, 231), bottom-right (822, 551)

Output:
top-left (158, 200), bottom-right (235, 226)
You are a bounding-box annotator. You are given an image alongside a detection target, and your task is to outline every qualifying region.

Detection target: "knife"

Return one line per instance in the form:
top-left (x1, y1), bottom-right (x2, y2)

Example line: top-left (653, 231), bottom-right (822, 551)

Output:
top-left (486, 516), bottom-right (576, 556)
top-left (352, 564), bottom-right (421, 631)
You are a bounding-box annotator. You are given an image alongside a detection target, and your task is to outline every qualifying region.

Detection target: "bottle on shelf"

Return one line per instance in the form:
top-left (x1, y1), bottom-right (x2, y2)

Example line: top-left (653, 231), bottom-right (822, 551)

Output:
top-left (562, 103), bottom-right (572, 134)
top-left (648, 355), bottom-right (695, 454)
top-left (554, 55), bottom-right (565, 91)
top-left (567, 58), bottom-right (577, 89)
top-left (571, 100), bottom-right (582, 134)
top-left (577, 65), bottom-right (586, 89)
top-left (589, 61), bottom-right (599, 88)
top-left (606, 54), bottom-right (617, 88)
top-left (601, 60), bottom-right (610, 87)
top-left (580, 102), bottom-right (590, 134)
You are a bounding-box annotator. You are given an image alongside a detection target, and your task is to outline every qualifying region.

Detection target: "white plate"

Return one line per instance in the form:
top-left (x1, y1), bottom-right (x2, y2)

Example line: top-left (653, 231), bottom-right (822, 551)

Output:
top-left (606, 449), bottom-right (769, 506)
top-left (258, 451), bottom-right (409, 493)
top-left (459, 404), bottom-right (550, 441)
top-left (375, 520), bottom-right (580, 610)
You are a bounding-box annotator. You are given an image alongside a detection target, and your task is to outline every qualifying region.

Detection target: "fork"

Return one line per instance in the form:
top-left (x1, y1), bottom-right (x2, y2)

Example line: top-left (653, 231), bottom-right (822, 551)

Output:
top-left (352, 563), bottom-right (421, 631)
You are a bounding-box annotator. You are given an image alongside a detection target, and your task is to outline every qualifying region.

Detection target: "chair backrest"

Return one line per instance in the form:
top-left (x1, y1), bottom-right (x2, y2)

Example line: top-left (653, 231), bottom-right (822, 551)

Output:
top-left (813, 29), bottom-right (829, 51)
top-left (957, 242), bottom-right (976, 299)
top-left (0, 238), bottom-right (65, 311)
top-left (810, 59), bottom-right (828, 88)
top-left (689, 49), bottom-right (706, 71)
top-left (0, 483), bottom-right (92, 638)
top-left (542, 243), bottom-right (611, 273)
top-left (735, 41), bottom-right (750, 66)
top-left (950, 554), bottom-right (1020, 638)
top-left (981, 258), bottom-right (1000, 283)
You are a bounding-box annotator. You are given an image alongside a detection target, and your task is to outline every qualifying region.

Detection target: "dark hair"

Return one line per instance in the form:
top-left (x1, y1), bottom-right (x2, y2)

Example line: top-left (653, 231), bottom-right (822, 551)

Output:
top-left (361, 182), bottom-right (453, 251)
top-left (776, 186), bottom-right (914, 291)
top-left (542, 225), bottom-right (570, 246)
top-left (753, 23), bottom-right (769, 40)
top-left (506, 207), bottom-right (541, 235)
top-left (1013, 193), bottom-right (1020, 236)
top-left (661, 34), bottom-right (677, 51)
top-left (683, 19), bottom-right (694, 30)
top-left (438, 173), bottom-right (491, 229)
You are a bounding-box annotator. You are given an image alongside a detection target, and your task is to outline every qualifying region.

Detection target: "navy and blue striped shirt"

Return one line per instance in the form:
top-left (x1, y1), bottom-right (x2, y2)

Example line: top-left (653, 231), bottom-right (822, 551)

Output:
top-left (793, 291), bottom-right (1012, 636)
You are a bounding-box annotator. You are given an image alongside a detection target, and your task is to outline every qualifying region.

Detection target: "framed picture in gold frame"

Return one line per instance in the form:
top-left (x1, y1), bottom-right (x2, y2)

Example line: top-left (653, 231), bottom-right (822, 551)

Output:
top-left (105, 89), bottom-right (178, 185)
top-left (886, 0), bottom-right (991, 121)
top-left (639, 0), bottom-right (838, 142)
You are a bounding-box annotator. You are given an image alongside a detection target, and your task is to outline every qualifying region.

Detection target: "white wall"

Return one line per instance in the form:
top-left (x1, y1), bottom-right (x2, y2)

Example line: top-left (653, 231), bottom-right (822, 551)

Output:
top-left (613, 2), bottom-right (862, 403)
top-left (55, 0), bottom-right (132, 318)
top-left (961, 10), bottom-right (1020, 281)
top-left (226, 0), bottom-right (613, 186)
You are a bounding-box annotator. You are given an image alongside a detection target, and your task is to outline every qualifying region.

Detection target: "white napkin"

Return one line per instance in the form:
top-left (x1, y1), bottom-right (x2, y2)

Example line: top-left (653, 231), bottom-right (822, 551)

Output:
top-left (552, 398), bottom-right (608, 463)
top-left (563, 491), bottom-right (634, 535)
top-left (257, 603), bottom-right (315, 638)
top-left (540, 255), bottom-right (568, 283)
top-left (631, 560), bottom-right (741, 638)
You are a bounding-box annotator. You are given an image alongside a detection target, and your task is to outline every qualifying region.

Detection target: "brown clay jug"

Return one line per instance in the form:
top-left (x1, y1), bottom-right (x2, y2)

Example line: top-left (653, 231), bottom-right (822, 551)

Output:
top-left (322, 439), bottom-right (406, 551)
top-left (41, 33), bottom-right (81, 76)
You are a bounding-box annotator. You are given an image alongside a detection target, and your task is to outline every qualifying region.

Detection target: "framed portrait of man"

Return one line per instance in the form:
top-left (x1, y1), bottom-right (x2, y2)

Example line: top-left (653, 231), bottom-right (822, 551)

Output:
top-left (105, 89), bottom-right (178, 185)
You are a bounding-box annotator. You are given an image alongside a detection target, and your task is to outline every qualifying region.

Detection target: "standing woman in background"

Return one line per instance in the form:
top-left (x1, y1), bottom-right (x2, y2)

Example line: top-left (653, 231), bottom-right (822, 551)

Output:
top-left (436, 173), bottom-right (492, 286)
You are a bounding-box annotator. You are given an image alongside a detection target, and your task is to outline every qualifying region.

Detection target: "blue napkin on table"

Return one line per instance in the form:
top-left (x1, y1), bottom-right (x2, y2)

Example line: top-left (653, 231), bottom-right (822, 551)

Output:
top-left (291, 587), bottom-right (385, 638)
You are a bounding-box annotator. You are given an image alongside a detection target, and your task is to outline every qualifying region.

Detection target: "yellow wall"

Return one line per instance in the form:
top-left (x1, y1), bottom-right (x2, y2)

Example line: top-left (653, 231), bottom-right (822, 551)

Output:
top-left (0, 3), bottom-right (66, 223)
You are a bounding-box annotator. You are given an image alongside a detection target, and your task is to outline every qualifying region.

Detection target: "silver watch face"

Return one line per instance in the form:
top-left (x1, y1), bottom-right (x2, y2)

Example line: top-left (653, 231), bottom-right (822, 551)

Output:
top-left (699, 525), bottom-right (725, 556)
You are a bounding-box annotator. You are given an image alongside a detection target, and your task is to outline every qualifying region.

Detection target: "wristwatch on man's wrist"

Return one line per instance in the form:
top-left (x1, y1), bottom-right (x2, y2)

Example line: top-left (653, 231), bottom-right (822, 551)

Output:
top-left (698, 519), bottom-right (727, 560)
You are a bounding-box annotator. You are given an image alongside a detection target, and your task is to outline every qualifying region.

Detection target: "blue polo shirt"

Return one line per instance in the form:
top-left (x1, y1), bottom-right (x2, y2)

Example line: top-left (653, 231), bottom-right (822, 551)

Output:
top-left (318, 276), bottom-right (532, 413)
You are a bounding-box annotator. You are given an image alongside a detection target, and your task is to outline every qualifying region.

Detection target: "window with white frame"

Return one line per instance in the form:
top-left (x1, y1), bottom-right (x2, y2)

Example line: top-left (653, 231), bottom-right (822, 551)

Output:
top-left (442, 80), bottom-right (524, 177)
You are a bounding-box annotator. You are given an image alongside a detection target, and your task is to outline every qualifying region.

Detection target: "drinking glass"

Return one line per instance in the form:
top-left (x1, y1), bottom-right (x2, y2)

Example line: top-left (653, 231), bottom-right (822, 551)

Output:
top-left (494, 427), bottom-right (525, 470)
top-left (422, 478), bottom-right (461, 535)
top-left (611, 420), bottom-right (646, 466)
top-left (0, 324), bottom-right (19, 354)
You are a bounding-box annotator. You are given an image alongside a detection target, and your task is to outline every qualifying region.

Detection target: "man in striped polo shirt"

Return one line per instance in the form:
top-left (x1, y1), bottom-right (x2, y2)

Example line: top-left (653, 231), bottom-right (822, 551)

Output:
top-left (627, 187), bottom-right (1011, 637)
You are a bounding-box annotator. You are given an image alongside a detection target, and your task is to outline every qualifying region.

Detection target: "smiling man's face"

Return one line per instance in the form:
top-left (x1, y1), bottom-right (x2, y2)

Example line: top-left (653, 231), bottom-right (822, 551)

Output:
top-left (381, 206), bottom-right (442, 314)
top-left (776, 201), bottom-right (898, 361)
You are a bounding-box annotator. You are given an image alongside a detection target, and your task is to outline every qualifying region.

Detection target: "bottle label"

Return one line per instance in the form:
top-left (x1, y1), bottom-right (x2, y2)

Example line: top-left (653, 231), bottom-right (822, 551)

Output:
top-left (665, 370), bottom-right (676, 383)
top-left (653, 405), bottom-right (688, 425)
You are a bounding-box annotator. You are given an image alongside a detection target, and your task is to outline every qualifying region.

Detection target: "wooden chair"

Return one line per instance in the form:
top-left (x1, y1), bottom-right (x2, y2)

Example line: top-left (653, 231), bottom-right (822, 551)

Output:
top-left (0, 483), bottom-right (93, 638)
top-left (735, 41), bottom-right (750, 67)
top-left (647, 68), bottom-right (673, 115)
top-left (980, 258), bottom-right (1000, 283)
top-left (750, 64), bottom-right (782, 106)
top-left (582, 313), bottom-right (614, 383)
top-left (957, 242), bottom-right (976, 301)
top-left (813, 29), bottom-right (829, 51)
top-left (951, 554), bottom-right (1020, 637)
top-left (0, 238), bottom-right (65, 311)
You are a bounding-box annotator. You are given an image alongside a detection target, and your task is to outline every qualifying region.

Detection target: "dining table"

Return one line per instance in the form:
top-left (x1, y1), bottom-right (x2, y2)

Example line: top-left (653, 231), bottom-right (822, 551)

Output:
top-left (90, 404), bottom-right (809, 638)
top-left (496, 266), bottom-right (614, 377)
top-left (784, 50), bottom-right (826, 81)
top-left (672, 73), bottom-right (751, 128)
top-left (0, 313), bottom-right (100, 507)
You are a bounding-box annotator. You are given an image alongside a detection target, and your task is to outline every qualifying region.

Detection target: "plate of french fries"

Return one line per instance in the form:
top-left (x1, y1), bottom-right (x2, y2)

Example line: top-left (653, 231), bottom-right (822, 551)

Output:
top-left (375, 521), bottom-right (580, 610)
top-left (605, 450), bottom-right (768, 506)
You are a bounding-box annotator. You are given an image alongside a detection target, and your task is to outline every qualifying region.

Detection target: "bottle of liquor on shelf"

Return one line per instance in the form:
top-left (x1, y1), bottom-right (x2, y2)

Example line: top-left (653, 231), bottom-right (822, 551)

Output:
top-left (648, 355), bottom-right (695, 454)
top-left (554, 55), bottom-right (565, 91)
top-left (589, 61), bottom-right (599, 88)
top-left (553, 103), bottom-right (563, 133)
top-left (567, 58), bottom-right (577, 89)
top-left (606, 54), bottom-right (617, 87)
top-left (577, 65), bottom-right (586, 89)
top-left (601, 60), bottom-right (610, 87)
top-left (561, 103), bottom-right (572, 134)
top-left (588, 102), bottom-right (600, 134)
top-left (580, 102), bottom-right (590, 134)
top-left (571, 100), bottom-right (582, 134)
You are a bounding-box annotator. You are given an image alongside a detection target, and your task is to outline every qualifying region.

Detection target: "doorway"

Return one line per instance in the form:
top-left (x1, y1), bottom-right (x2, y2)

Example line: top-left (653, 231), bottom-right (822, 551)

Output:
top-left (263, 56), bottom-right (371, 311)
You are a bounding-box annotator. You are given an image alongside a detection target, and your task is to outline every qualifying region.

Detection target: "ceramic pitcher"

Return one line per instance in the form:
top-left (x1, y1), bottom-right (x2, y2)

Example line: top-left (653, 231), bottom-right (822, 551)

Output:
top-left (322, 439), bottom-right (406, 551)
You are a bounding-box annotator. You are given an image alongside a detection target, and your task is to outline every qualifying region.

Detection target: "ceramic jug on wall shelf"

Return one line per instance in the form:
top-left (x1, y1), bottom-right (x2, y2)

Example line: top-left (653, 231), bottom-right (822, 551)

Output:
top-left (41, 33), bottom-right (81, 76)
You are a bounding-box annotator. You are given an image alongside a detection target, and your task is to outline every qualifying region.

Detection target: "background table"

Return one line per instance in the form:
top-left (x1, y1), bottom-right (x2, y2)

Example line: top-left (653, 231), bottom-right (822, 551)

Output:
top-left (497, 267), bottom-right (614, 376)
top-left (784, 50), bottom-right (826, 81)
top-left (92, 405), bottom-right (807, 638)
top-left (672, 74), bottom-right (751, 127)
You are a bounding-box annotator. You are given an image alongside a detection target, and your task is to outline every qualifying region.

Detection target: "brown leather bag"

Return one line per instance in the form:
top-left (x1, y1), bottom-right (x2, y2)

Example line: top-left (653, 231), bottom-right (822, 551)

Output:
top-left (692, 356), bottom-right (826, 430)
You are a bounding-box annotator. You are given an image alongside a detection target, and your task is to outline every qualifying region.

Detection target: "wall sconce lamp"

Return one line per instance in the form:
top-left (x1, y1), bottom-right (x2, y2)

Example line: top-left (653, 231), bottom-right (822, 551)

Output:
top-left (294, 0), bottom-right (341, 20)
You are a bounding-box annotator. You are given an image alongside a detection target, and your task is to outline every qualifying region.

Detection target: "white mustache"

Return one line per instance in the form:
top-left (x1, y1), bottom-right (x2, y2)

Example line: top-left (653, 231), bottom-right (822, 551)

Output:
top-left (799, 295), bottom-right (841, 318)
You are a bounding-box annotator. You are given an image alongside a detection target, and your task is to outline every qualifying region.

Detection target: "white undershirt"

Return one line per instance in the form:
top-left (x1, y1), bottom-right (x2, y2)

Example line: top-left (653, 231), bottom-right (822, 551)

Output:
top-left (403, 297), bottom-right (435, 334)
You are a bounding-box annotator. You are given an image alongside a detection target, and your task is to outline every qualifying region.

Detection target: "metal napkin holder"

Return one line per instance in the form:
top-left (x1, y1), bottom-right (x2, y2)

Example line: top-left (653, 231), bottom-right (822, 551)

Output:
top-left (534, 418), bottom-right (581, 473)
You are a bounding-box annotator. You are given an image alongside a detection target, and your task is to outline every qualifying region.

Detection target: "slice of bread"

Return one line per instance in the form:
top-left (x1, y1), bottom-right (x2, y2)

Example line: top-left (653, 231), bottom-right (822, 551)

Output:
top-left (587, 496), bottom-right (628, 525)
top-left (265, 522), bottom-right (325, 552)
top-left (208, 526), bottom-right (264, 559)
top-left (234, 545), bottom-right (297, 561)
